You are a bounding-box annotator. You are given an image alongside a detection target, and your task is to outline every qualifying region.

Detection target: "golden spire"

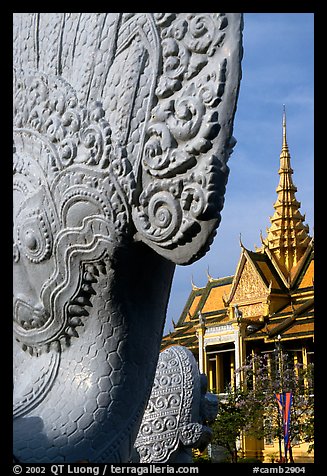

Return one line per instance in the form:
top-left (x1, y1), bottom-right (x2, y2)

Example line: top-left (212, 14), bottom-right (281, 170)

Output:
top-left (261, 106), bottom-right (311, 275)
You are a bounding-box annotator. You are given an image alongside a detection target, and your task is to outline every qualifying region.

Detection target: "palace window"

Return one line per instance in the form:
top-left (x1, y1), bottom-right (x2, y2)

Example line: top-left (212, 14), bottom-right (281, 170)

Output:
top-left (206, 343), bottom-right (235, 394)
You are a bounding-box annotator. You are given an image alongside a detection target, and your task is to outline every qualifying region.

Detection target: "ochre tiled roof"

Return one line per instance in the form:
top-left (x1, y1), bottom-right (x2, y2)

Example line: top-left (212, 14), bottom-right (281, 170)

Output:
top-left (201, 283), bottom-right (232, 313)
top-left (283, 322), bottom-right (314, 336)
top-left (162, 240), bottom-right (313, 350)
top-left (161, 322), bottom-right (198, 350)
top-left (298, 259), bottom-right (314, 289)
top-left (187, 295), bottom-right (202, 320)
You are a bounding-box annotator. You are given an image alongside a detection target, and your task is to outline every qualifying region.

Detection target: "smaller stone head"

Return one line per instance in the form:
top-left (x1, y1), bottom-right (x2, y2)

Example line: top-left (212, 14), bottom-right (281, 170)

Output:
top-left (134, 345), bottom-right (218, 463)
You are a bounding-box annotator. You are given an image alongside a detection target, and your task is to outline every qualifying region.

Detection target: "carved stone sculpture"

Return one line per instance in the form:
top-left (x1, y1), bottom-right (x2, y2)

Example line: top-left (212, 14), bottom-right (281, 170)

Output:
top-left (13, 13), bottom-right (243, 462)
top-left (133, 345), bottom-right (218, 463)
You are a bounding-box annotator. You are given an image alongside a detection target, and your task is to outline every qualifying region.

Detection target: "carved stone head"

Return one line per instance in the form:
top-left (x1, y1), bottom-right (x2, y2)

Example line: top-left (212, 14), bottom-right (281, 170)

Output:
top-left (13, 13), bottom-right (242, 462)
top-left (134, 345), bottom-right (218, 463)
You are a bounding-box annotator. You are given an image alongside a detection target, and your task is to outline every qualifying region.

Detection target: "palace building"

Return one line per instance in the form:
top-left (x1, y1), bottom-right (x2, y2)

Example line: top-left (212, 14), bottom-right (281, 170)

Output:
top-left (161, 110), bottom-right (314, 463)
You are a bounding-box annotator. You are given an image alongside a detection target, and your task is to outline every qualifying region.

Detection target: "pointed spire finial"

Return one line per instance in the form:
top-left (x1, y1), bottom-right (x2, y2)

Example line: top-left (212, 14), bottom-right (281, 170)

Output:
top-left (282, 104), bottom-right (288, 151)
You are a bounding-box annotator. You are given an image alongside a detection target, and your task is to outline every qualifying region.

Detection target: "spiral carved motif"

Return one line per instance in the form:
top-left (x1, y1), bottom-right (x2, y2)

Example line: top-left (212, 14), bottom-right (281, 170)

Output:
top-left (146, 192), bottom-right (182, 242)
top-left (132, 13), bottom-right (242, 264)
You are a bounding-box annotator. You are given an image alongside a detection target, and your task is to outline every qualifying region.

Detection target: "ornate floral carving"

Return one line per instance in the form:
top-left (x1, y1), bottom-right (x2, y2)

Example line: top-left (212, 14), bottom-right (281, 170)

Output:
top-left (239, 302), bottom-right (265, 319)
top-left (156, 13), bottom-right (228, 97)
top-left (131, 13), bottom-right (242, 264)
top-left (153, 13), bottom-right (176, 28)
top-left (233, 260), bottom-right (268, 303)
top-left (133, 179), bottom-right (183, 246)
top-left (134, 153), bottom-right (227, 253)
top-left (14, 70), bottom-right (114, 170)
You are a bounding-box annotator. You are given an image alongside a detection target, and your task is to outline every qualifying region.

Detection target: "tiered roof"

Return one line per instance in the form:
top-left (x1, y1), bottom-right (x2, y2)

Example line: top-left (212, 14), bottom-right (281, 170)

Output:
top-left (162, 109), bottom-right (313, 351)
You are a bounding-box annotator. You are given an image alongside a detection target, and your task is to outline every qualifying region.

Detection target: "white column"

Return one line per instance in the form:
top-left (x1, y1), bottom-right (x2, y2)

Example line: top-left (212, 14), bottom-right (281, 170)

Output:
top-left (234, 328), bottom-right (241, 387)
top-left (197, 328), bottom-right (205, 374)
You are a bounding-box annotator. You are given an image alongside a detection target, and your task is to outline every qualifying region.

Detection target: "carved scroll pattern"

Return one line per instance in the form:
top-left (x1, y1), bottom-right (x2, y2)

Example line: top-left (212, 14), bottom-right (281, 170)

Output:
top-left (132, 13), bottom-right (239, 260)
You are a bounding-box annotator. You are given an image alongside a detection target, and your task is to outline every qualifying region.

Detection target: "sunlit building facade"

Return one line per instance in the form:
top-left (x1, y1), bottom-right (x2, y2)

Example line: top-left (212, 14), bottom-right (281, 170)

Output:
top-left (161, 112), bottom-right (314, 462)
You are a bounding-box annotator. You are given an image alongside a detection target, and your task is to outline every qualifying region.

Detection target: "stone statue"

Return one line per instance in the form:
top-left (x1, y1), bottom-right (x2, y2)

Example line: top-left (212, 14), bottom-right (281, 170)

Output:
top-left (133, 346), bottom-right (218, 463)
top-left (13, 13), bottom-right (243, 462)
top-left (234, 304), bottom-right (243, 321)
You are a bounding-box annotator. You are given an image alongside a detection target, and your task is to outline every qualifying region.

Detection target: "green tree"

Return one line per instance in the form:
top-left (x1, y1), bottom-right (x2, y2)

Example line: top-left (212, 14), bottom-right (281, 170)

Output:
top-left (211, 389), bottom-right (248, 463)
top-left (250, 352), bottom-right (314, 461)
top-left (210, 352), bottom-right (314, 463)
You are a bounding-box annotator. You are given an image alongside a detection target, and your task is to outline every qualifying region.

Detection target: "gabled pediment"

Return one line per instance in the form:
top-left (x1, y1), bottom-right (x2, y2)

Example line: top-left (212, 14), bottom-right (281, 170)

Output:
top-left (290, 239), bottom-right (314, 289)
top-left (227, 247), bottom-right (270, 306)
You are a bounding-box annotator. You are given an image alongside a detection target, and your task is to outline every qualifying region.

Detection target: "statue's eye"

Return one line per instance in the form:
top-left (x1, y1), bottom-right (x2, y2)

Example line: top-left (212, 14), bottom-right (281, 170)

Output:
top-left (17, 211), bottom-right (52, 263)
top-left (24, 230), bottom-right (39, 251)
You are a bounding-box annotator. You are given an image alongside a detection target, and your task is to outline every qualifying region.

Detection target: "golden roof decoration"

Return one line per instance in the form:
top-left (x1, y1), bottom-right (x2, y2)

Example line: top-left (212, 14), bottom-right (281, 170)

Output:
top-left (260, 106), bottom-right (311, 276)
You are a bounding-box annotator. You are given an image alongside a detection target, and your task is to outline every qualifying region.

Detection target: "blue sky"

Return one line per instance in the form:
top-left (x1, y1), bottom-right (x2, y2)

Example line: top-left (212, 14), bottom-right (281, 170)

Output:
top-left (164, 13), bottom-right (314, 335)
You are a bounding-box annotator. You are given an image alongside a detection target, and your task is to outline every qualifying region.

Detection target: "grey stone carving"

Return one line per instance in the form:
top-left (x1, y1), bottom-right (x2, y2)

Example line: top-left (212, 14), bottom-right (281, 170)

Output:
top-left (133, 346), bottom-right (218, 463)
top-left (13, 13), bottom-right (243, 462)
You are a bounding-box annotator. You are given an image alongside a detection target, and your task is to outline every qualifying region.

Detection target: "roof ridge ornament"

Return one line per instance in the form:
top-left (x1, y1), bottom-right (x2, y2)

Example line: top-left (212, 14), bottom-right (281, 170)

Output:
top-left (206, 265), bottom-right (214, 282)
top-left (191, 274), bottom-right (200, 291)
top-left (239, 232), bottom-right (245, 249)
